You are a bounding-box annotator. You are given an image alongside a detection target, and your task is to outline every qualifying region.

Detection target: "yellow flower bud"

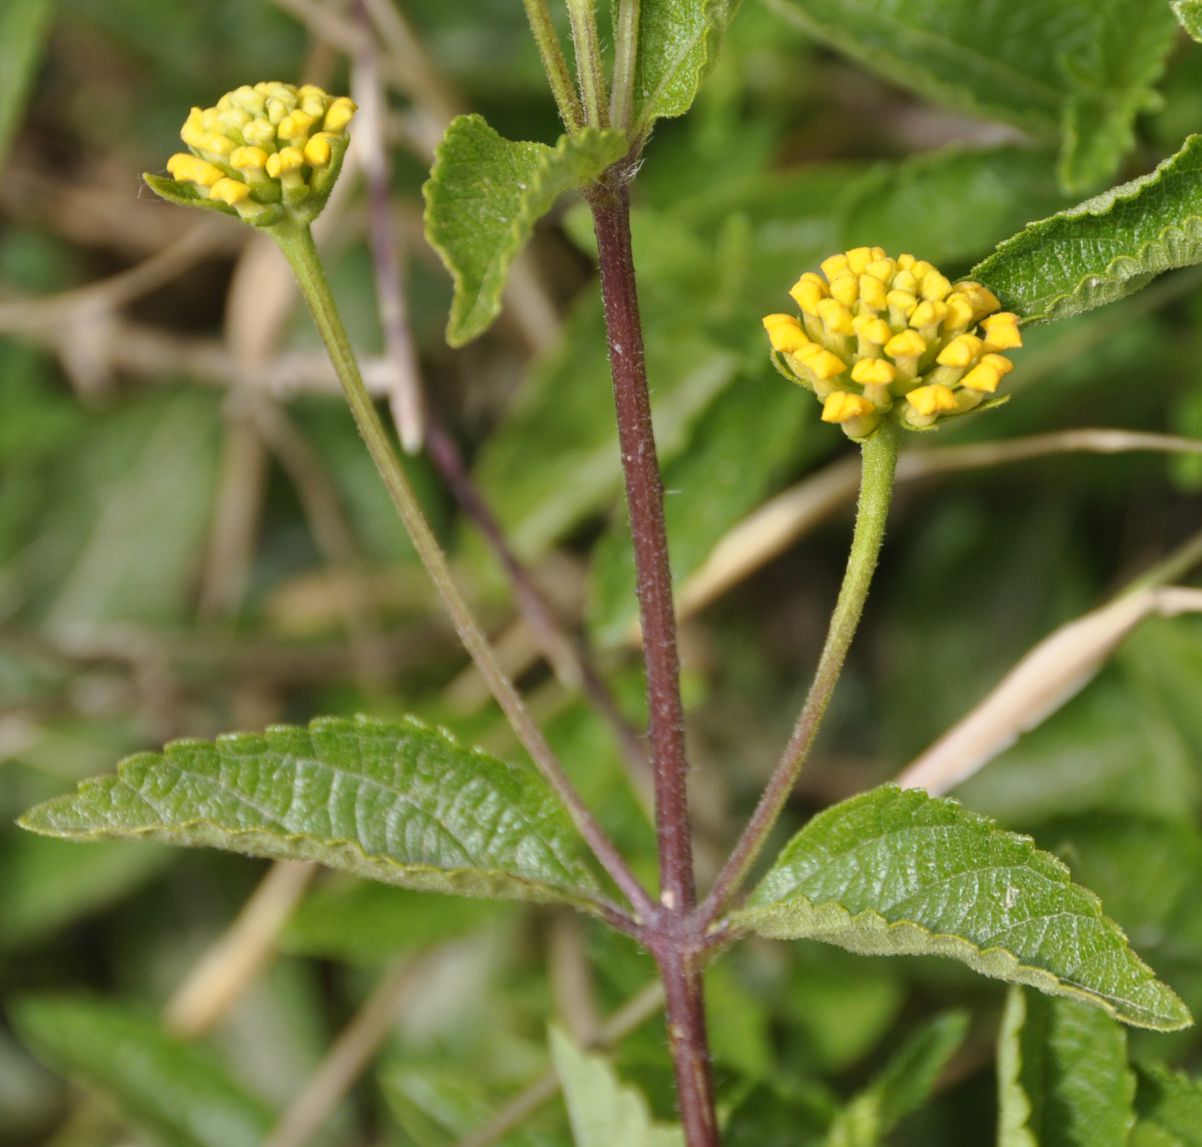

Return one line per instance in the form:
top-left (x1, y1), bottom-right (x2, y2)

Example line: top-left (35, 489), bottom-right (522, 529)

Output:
top-left (821, 253), bottom-right (850, 280)
top-left (822, 391), bottom-right (876, 423)
top-left (324, 96), bottom-right (358, 133)
top-left (790, 274), bottom-right (828, 315)
top-left (828, 272), bottom-right (860, 308)
top-left (166, 153), bottom-right (224, 187)
top-left (981, 312), bottom-right (1023, 350)
top-left (266, 146), bottom-right (305, 178)
top-left (816, 298), bottom-right (855, 336)
top-left (763, 314), bottom-right (809, 353)
top-left (851, 358), bottom-right (896, 386)
top-left (303, 132), bottom-right (336, 167)
top-left (906, 384), bottom-right (958, 418)
top-left (936, 334), bottom-right (983, 368)
top-left (210, 177), bottom-right (250, 206)
top-left (859, 274), bottom-right (888, 311)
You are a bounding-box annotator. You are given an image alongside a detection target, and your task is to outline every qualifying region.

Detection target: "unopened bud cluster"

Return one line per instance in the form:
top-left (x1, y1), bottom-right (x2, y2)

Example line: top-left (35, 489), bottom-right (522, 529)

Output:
top-left (763, 247), bottom-right (1022, 440)
top-left (157, 82), bottom-right (357, 227)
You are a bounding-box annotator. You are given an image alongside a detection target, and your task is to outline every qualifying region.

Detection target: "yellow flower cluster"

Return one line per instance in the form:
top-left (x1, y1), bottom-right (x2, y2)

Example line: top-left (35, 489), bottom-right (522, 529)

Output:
top-left (160, 82), bottom-right (357, 226)
top-left (763, 247), bottom-right (1022, 440)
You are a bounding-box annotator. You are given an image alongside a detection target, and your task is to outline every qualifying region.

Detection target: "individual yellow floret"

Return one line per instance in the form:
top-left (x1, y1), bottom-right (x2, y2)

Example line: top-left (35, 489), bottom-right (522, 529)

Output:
top-left (210, 178), bottom-right (250, 206)
top-left (790, 273), bottom-right (828, 315)
top-left (816, 298), bottom-right (855, 335)
top-left (935, 334), bottom-right (983, 368)
top-left (851, 359), bottom-right (896, 386)
top-left (763, 314), bottom-right (809, 353)
top-left (166, 153), bottom-right (225, 187)
top-left (828, 272), bottom-right (860, 308)
top-left (324, 96), bottom-right (358, 133)
top-left (266, 146), bottom-right (305, 178)
top-left (859, 274), bottom-right (888, 311)
top-left (960, 353), bottom-right (1014, 393)
top-left (304, 133), bottom-right (336, 167)
top-left (981, 312), bottom-right (1023, 350)
top-left (821, 253), bottom-right (850, 280)
top-left (806, 348), bottom-right (850, 380)
top-left (822, 391), bottom-right (876, 423)
top-left (906, 384), bottom-right (958, 418)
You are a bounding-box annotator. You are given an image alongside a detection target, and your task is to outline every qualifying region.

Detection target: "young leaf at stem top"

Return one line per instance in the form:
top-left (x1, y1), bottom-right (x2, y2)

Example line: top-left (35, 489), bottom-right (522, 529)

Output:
top-left (19, 715), bottom-right (603, 913)
top-left (732, 785), bottom-right (1192, 1031)
top-left (422, 115), bottom-right (626, 347)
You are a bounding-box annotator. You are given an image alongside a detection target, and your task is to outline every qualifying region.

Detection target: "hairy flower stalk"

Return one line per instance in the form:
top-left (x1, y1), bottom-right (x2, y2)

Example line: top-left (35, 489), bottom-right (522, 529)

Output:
top-left (764, 246), bottom-right (1023, 440)
top-left (147, 82), bottom-right (357, 228)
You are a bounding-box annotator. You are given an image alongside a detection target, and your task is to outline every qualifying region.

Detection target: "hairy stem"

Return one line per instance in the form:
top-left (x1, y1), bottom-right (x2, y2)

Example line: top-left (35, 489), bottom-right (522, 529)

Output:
top-left (590, 178), bottom-right (696, 916)
top-left (567, 0), bottom-right (608, 127)
top-left (522, 0), bottom-right (584, 132)
top-left (655, 943), bottom-right (718, 1147)
top-left (273, 219), bottom-right (653, 920)
top-left (590, 176), bottom-right (716, 1144)
top-left (610, 0), bottom-right (641, 130)
top-left (701, 418), bottom-right (902, 926)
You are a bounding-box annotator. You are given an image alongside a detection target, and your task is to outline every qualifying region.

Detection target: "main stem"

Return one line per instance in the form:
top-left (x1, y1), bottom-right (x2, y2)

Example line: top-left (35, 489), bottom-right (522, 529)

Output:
top-left (274, 220), bottom-right (653, 923)
top-left (590, 175), bottom-right (716, 1146)
top-left (701, 419), bottom-right (902, 925)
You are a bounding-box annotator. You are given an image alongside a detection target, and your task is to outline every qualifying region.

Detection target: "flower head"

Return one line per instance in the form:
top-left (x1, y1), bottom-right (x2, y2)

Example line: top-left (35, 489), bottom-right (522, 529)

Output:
top-left (146, 83), bottom-right (357, 228)
top-left (764, 247), bottom-right (1022, 440)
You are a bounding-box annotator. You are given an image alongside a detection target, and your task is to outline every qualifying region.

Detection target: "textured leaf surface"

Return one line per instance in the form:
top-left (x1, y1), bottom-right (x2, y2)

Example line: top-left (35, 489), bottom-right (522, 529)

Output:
top-left (1132, 1064), bottom-right (1202, 1147)
top-left (825, 1011), bottom-right (968, 1147)
top-left (632, 0), bottom-right (740, 130)
top-left (767, 0), bottom-right (1176, 190)
top-left (19, 715), bottom-right (600, 909)
top-left (11, 995), bottom-right (274, 1147)
top-left (423, 115), bottom-right (625, 346)
top-left (997, 987), bottom-right (1133, 1147)
top-left (974, 135), bottom-right (1202, 324)
top-left (1171, 0), bottom-right (1202, 41)
top-left (550, 1028), bottom-right (684, 1147)
top-left (735, 786), bottom-right (1191, 1030)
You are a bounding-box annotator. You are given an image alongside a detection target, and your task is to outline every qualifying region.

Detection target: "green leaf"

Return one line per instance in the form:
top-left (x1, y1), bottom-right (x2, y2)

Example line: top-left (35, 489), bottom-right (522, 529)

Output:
top-left (18, 715), bottom-right (601, 911)
top-left (1132, 1064), bottom-right (1202, 1147)
top-left (1171, 1), bottom-right (1202, 42)
top-left (825, 1011), bottom-right (969, 1147)
top-left (423, 115), bottom-right (626, 346)
top-left (997, 987), bottom-right (1134, 1147)
top-left (768, 0), bottom-right (1176, 192)
top-left (549, 1027), bottom-right (685, 1147)
top-left (632, 0), bottom-right (740, 130)
top-left (0, 0), bottom-right (55, 175)
top-left (973, 134), bottom-right (1202, 324)
top-left (10, 995), bottom-right (275, 1147)
top-left (734, 786), bottom-right (1192, 1030)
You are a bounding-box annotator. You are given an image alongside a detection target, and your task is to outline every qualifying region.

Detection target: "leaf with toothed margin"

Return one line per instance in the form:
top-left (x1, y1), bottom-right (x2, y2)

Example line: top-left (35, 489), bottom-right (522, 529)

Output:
top-left (422, 115), bottom-right (626, 347)
top-left (733, 786), bottom-right (1192, 1031)
top-left (18, 715), bottom-right (602, 912)
top-left (630, 0), bottom-right (741, 131)
top-left (1171, 1), bottom-right (1202, 42)
top-left (973, 135), bottom-right (1202, 324)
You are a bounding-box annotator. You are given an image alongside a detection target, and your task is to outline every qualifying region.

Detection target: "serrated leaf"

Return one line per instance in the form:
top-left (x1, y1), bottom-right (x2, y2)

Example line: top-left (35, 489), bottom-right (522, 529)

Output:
top-left (423, 115), bottom-right (626, 346)
top-left (632, 0), bottom-right (740, 130)
top-left (734, 785), bottom-right (1191, 1030)
top-left (19, 715), bottom-right (601, 911)
top-left (1171, 0), bottom-right (1202, 42)
top-left (10, 995), bottom-right (275, 1147)
top-left (0, 0), bottom-right (55, 175)
top-left (770, 0), bottom-right (1175, 191)
top-left (1132, 1064), bottom-right (1202, 1147)
top-left (550, 1027), bottom-right (684, 1147)
top-left (973, 134), bottom-right (1202, 324)
top-left (997, 987), bottom-right (1134, 1147)
top-left (825, 1011), bottom-right (968, 1147)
